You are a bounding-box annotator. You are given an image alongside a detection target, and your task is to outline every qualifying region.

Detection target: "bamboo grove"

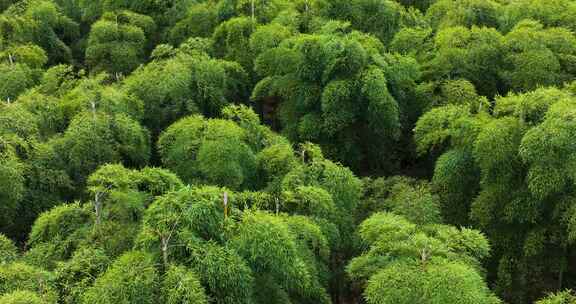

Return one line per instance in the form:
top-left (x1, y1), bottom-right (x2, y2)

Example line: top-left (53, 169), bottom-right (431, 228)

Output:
top-left (1, 0), bottom-right (576, 304)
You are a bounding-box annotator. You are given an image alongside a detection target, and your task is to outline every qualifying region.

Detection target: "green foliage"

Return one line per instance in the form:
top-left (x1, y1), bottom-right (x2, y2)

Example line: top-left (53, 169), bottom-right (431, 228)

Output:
top-left (282, 185), bottom-right (335, 218)
top-left (232, 211), bottom-right (312, 291)
top-left (54, 247), bottom-right (110, 304)
top-left (213, 17), bottom-right (256, 73)
top-left (1, 0), bottom-right (78, 64)
top-left (123, 50), bottom-right (248, 133)
top-left (0, 44), bottom-right (47, 68)
top-left (281, 144), bottom-right (362, 250)
top-left (55, 111), bottom-right (150, 184)
top-left (364, 262), bottom-right (500, 304)
top-left (256, 142), bottom-right (297, 189)
top-left (141, 185), bottom-right (230, 258)
top-left (0, 234), bottom-right (17, 264)
top-left (536, 290), bottom-right (576, 304)
top-left (0, 262), bottom-right (57, 302)
top-left (188, 242), bottom-right (255, 304)
top-left (321, 0), bottom-right (405, 43)
top-left (426, 26), bottom-right (505, 97)
top-left (0, 139), bottom-right (26, 234)
top-left (37, 64), bottom-right (80, 97)
top-left (413, 104), bottom-right (472, 154)
top-left (230, 0), bottom-right (292, 24)
top-left (163, 265), bottom-right (208, 304)
top-left (1, 0), bottom-right (576, 303)
top-left (500, 0), bottom-right (576, 32)
top-left (0, 63), bottom-right (39, 101)
top-left (432, 148), bottom-right (479, 226)
top-left (86, 11), bottom-right (155, 75)
top-left (501, 20), bottom-right (576, 91)
top-left (253, 27), bottom-right (416, 170)
top-left (158, 115), bottom-right (257, 189)
top-left (169, 2), bottom-right (218, 45)
top-left (415, 83), bottom-right (576, 302)
top-left (0, 290), bottom-right (46, 304)
top-left (348, 212), bottom-right (498, 304)
top-left (60, 76), bottom-right (144, 122)
top-left (81, 251), bottom-right (158, 304)
top-left (427, 0), bottom-right (502, 29)
top-left (231, 211), bottom-right (330, 303)
top-left (27, 203), bottom-right (91, 262)
top-left (384, 180), bottom-right (442, 225)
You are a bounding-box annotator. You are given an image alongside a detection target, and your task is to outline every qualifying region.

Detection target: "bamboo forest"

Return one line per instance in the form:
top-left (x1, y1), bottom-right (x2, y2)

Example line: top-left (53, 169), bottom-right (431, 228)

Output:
top-left (2, 0), bottom-right (576, 303)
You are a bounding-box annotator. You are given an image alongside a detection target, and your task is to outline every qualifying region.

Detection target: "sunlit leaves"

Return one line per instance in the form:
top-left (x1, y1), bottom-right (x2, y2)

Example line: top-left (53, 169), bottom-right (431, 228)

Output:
top-left (365, 262), bottom-right (500, 304)
top-left (188, 242), bottom-right (255, 304)
top-left (123, 51), bottom-right (248, 133)
top-left (56, 112), bottom-right (150, 183)
top-left (158, 115), bottom-right (257, 189)
top-left (82, 251), bottom-right (158, 304)
top-left (414, 104), bottom-right (470, 154)
top-left (0, 290), bottom-right (46, 304)
top-left (27, 202), bottom-right (91, 262)
top-left (231, 211), bottom-right (314, 293)
top-left (163, 265), bottom-right (208, 304)
top-left (501, 20), bottom-right (576, 92)
top-left (427, 26), bottom-right (505, 97)
top-left (520, 100), bottom-right (576, 199)
top-left (427, 0), bottom-right (502, 29)
top-left (0, 262), bottom-right (58, 302)
top-left (500, 0), bottom-right (576, 32)
top-left (0, 234), bottom-right (17, 264)
top-left (536, 290), bottom-right (576, 304)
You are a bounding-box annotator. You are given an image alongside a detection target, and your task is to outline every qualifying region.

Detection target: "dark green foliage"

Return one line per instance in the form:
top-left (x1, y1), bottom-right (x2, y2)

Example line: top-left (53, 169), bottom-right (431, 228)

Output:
top-left (253, 25), bottom-right (419, 171)
top-left (0, 139), bottom-right (26, 235)
top-left (320, 0), bottom-right (405, 43)
top-left (86, 10), bottom-right (155, 76)
top-left (169, 2), bottom-right (218, 45)
top-left (415, 84), bottom-right (576, 302)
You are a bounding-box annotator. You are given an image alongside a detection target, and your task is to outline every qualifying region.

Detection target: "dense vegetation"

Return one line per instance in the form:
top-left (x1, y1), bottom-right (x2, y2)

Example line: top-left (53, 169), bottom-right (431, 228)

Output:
top-left (1, 0), bottom-right (576, 303)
